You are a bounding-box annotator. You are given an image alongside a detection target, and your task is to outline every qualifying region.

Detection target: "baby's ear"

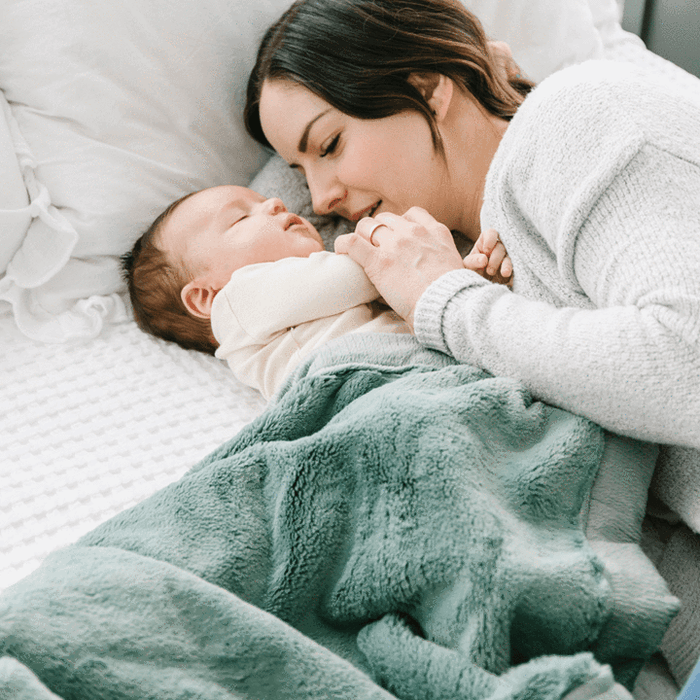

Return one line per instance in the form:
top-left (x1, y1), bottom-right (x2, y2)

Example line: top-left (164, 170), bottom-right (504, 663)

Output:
top-left (181, 280), bottom-right (216, 319)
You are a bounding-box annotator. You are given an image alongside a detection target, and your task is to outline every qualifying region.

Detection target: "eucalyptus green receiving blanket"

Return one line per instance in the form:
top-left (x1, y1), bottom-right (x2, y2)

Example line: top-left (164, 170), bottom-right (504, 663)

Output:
top-left (0, 335), bottom-right (678, 700)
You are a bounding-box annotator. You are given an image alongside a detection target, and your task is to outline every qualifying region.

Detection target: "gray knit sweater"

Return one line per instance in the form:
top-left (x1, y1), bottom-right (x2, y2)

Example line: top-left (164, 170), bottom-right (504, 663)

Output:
top-left (415, 61), bottom-right (700, 458)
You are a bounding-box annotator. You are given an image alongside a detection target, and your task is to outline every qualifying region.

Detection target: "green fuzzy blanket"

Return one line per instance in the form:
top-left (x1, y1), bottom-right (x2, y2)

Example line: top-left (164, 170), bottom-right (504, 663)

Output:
top-left (0, 335), bottom-right (677, 700)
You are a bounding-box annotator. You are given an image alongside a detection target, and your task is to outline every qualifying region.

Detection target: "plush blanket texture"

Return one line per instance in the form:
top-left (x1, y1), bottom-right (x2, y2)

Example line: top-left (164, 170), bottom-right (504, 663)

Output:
top-left (0, 335), bottom-right (677, 699)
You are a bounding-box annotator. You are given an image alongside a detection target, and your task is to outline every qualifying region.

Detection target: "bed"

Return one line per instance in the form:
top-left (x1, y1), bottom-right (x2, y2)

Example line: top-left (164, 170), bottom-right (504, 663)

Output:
top-left (1, 1), bottom-right (699, 698)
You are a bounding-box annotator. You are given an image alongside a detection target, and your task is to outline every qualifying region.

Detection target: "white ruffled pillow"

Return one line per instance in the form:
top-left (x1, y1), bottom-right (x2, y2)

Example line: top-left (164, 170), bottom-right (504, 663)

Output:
top-left (0, 94), bottom-right (29, 275)
top-left (0, 0), bottom-right (605, 342)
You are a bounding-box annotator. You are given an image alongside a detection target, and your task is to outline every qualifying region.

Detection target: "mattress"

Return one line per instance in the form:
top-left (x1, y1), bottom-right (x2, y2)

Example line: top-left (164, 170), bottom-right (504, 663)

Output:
top-left (0, 311), bottom-right (266, 593)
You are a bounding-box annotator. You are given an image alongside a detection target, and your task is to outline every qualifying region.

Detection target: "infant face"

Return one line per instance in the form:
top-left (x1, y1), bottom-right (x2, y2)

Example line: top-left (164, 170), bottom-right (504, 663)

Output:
top-left (162, 185), bottom-right (324, 289)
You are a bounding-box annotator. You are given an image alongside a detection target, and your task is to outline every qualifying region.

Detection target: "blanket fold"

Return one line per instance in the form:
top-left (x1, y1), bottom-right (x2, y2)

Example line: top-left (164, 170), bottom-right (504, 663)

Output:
top-left (0, 335), bottom-right (678, 700)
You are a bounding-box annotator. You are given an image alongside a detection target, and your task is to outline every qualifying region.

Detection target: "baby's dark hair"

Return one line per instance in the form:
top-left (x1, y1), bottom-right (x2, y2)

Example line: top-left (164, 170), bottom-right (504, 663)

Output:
top-left (121, 191), bottom-right (218, 356)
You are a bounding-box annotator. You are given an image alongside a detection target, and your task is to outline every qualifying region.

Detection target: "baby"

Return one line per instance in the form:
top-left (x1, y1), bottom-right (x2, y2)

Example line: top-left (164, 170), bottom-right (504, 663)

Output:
top-left (122, 185), bottom-right (510, 399)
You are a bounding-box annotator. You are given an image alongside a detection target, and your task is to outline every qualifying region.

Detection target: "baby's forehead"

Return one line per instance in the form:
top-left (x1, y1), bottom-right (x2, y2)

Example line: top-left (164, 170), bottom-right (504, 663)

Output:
top-left (160, 185), bottom-right (264, 254)
top-left (171, 186), bottom-right (261, 226)
top-left (206, 185), bottom-right (265, 210)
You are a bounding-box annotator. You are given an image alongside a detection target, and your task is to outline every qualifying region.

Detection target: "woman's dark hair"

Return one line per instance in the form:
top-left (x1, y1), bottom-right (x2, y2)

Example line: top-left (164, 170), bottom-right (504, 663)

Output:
top-left (244, 0), bottom-right (535, 157)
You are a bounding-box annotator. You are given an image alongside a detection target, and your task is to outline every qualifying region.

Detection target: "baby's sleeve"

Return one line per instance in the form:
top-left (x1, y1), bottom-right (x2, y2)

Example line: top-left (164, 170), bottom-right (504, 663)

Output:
top-left (213, 252), bottom-right (380, 347)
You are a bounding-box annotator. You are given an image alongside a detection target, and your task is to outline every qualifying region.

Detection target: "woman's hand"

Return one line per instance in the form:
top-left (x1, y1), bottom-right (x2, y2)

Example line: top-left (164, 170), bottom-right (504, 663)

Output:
top-left (488, 40), bottom-right (523, 81)
top-left (334, 207), bottom-right (465, 329)
top-left (463, 228), bottom-right (513, 286)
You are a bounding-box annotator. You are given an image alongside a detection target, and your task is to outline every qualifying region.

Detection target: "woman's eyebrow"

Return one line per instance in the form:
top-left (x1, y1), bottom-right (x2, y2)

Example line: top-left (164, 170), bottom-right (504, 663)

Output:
top-left (298, 109), bottom-right (331, 153)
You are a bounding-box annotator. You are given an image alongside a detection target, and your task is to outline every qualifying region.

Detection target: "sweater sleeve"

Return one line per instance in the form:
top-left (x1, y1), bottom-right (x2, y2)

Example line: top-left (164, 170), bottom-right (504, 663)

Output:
top-left (415, 144), bottom-right (700, 448)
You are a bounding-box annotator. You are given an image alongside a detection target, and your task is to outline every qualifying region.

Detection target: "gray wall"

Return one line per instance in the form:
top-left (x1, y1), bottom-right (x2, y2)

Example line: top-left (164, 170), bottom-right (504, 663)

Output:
top-left (622, 0), bottom-right (700, 78)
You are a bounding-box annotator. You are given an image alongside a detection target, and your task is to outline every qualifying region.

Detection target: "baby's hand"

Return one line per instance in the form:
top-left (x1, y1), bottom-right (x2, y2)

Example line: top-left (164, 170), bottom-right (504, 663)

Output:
top-left (463, 228), bottom-right (513, 286)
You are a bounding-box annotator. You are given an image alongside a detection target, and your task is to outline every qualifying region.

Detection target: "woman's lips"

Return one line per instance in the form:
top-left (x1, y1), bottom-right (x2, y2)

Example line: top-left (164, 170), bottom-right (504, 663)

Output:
top-left (350, 201), bottom-right (381, 222)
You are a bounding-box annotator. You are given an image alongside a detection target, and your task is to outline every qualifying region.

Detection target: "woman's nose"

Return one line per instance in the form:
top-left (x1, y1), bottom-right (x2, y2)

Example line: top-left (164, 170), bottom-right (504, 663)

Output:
top-left (308, 174), bottom-right (347, 215)
top-left (260, 198), bottom-right (287, 215)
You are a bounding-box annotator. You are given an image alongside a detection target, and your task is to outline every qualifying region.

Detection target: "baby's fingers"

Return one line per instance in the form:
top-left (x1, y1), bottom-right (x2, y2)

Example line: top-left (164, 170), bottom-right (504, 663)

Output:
top-left (494, 257), bottom-right (514, 287)
top-left (486, 241), bottom-right (509, 276)
top-left (486, 243), bottom-right (513, 287)
top-left (476, 228), bottom-right (501, 255)
top-left (500, 254), bottom-right (513, 279)
top-left (463, 252), bottom-right (488, 273)
top-left (467, 229), bottom-right (513, 285)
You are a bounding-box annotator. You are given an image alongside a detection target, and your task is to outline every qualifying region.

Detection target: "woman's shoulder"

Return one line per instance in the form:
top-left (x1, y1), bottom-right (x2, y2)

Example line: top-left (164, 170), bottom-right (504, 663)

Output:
top-left (528, 60), bottom-right (665, 108)
top-left (514, 60), bottom-right (700, 155)
top-left (491, 59), bottom-right (700, 195)
top-left (491, 63), bottom-right (645, 194)
top-left (516, 61), bottom-right (646, 135)
top-left (534, 60), bottom-right (643, 98)
top-left (484, 61), bottom-right (686, 264)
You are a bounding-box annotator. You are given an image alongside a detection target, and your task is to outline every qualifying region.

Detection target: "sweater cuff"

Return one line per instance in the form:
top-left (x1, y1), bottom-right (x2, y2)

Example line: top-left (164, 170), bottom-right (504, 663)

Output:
top-left (414, 269), bottom-right (489, 355)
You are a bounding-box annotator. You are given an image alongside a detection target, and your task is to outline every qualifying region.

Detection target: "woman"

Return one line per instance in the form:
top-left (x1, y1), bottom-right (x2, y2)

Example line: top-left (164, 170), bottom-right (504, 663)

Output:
top-left (244, 0), bottom-right (700, 455)
top-left (244, 4), bottom-right (700, 694)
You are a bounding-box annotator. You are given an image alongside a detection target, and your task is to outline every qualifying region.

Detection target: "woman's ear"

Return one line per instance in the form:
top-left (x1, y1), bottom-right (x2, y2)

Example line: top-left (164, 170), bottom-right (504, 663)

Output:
top-left (408, 73), bottom-right (454, 122)
top-left (181, 280), bottom-right (217, 319)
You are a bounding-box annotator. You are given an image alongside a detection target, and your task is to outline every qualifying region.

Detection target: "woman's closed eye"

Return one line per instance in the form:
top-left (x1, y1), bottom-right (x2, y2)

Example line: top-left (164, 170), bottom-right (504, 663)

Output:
top-left (320, 134), bottom-right (340, 157)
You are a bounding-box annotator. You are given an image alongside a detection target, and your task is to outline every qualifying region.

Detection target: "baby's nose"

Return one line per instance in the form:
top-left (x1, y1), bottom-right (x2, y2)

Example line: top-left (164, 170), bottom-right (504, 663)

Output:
top-left (262, 198), bottom-right (287, 215)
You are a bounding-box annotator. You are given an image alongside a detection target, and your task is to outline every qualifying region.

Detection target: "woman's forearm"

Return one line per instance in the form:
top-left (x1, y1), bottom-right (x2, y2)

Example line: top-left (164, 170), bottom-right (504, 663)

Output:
top-left (415, 269), bottom-right (700, 449)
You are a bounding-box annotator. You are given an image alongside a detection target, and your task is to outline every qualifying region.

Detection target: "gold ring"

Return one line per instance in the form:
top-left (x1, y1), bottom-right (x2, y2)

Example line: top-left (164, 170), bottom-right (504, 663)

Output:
top-left (367, 221), bottom-right (388, 247)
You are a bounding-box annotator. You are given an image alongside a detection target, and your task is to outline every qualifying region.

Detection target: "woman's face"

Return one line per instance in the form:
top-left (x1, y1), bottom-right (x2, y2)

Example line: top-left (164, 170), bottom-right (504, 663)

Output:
top-left (258, 79), bottom-right (459, 228)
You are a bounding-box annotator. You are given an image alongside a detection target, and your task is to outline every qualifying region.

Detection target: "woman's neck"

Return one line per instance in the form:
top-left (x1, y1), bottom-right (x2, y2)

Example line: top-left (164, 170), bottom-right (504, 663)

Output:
top-left (442, 93), bottom-right (509, 242)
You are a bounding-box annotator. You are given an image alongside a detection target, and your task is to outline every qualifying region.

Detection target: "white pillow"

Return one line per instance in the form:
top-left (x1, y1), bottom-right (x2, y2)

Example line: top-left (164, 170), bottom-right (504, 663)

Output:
top-left (0, 0), bottom-right (604, 343)
top-left (0, 0), bottom-right (299, 342)
top-left (587, 0), bottom-right (644, 49)
top-left (0, 92), bottom-right (30, 273)
top-left (471, 0), bottom-right (603, 82)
